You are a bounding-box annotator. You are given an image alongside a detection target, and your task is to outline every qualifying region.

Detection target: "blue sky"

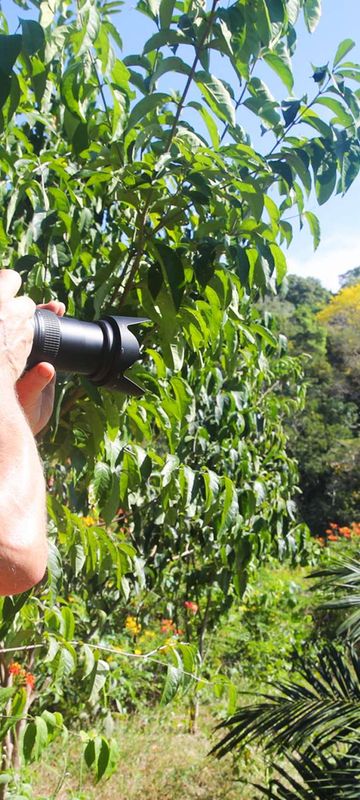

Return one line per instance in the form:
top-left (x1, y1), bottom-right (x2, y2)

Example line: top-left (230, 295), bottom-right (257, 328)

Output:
top-left (3, 0), bottom-right (360, 291)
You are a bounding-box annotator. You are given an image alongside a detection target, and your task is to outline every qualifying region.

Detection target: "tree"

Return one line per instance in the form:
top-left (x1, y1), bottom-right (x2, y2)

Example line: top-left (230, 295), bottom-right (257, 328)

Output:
top-left (340, 266), bottom-right (360, 287)
top-left (264, 274), bottom-right (360, 534)
top-left (1, 0), bottom-right (360, 793)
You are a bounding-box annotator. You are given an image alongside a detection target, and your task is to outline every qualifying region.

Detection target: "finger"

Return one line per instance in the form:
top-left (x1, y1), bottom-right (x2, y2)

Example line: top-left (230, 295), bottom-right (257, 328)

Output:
top-left (9, 295), bottom-right (36, 317)
top-left (0, 269), bottom-right (22, 302)
top-left (17, 363), bottom-right (55, 400)
top-left (37, 300), bottom-right (66, 317)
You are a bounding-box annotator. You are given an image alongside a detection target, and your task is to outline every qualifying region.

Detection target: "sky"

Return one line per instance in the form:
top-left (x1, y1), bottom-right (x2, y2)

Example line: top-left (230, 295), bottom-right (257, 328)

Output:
top-left (2, 0), bottom-right (360, 292)
top-left (284, 2), bottom-right (360, 292)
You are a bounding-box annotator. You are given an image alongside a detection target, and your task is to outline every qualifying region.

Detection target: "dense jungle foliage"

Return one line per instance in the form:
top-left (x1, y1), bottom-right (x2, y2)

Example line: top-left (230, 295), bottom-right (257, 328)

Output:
top-left (1, 0), bottom-right (360, 797)
top-left (265, 270), bottom-right (360, 534)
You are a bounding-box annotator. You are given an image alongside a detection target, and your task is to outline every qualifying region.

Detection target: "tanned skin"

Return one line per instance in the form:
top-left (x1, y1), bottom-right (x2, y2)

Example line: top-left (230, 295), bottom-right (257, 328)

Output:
top-left (0, 269), bottom-right (65, 595)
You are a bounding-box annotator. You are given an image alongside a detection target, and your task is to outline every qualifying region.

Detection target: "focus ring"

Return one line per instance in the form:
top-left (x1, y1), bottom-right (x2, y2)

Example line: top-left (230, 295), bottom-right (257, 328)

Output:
top-left (34, 309), bottom-right (61, 363)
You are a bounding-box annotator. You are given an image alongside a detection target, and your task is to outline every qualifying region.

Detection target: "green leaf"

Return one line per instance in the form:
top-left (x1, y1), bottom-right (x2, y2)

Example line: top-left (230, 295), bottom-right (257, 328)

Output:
top-left (152, 241), bottom-right (185, 310)
top-left (301, 107), bottom-right (332, 137)
top-left (159, 0), bottom-right (177, 29)
top-left (61, 606), bottom-right (75, 640)
top-left (84, 737), bottom-right (96, 769)
top-left (88, 659), bottom-right (110, 704)
top-left (281, 98), bottom-right (301, 126)
top-left (312, 63), bottom-right (328, 84)
top-left (266, 0), bottom-right (286, 24)
top-left (83, 734), bottom-right (112, 781)
top-left (304, 210), bottom-right (320, 249)
top-left (333, 38), bottom-right (355, 68)
top-left (96, 737), bottom-right (111, 781)
top-left (252, 322), bottom-right (278, 346)
top-left (143, 29), bottom-right (189, 54)
top-left (245, 78), bottom-right (281, 128)
top-left (0, 74), bottom-right (11, 111)
top-left (315, 96), bottom-right (354, 127)
top-left (263, 51), bottom-right (294, 93)
top-left (91, 462), bottom-right (112, 506)
top-left (7, 72), bottom-right (20, 122)
top-left (315, 166), bottom-right (336, 205)
top-left (0, 688), bottom-right (27, 740)
top-left (188, 101), bottom-right (220, 147)
top-left (303, 0), bottom-right (322, 33)
top-left (0, 34), bottom-right (22, 74)
top-left (126, 92), bottom-right (170, 130)
top-left (0, 687), bottom-right (16, 705)
top-left (22, 717), bottom-right (49, 763)
top-left (20, 20), bottom-right (45, 55)
top-left (268, 242), bottom-right (287, 283)
top-left (82, 644), bottom-right (96, 678)
top-left (219, 477), bottom-right (239, 534)
top-left (161, 453), bottom-right (179, 487)
top-left (151, 56), bottom-right (191, 86)
top-left (61, 63), bottom-right (85, 121)
top-left (203, 469), bottom-right (220, 512)
top-left (195, 71), bottom-right (235, 126)
top-left (161, 659), bottom-right (183, 704)
top-left (286, 0), bottom-right (301, 26)
top-left (340, 141), bottom-right (360, 194)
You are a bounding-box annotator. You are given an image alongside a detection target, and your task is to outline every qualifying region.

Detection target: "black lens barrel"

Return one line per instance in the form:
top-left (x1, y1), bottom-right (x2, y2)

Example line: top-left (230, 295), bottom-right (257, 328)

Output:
top-left (26, 309), bottom-right (145, 395)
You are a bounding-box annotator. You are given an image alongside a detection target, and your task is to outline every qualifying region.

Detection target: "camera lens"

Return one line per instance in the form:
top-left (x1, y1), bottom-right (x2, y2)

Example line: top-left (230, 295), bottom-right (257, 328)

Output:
top-left (27, 309), bottom-right (146, 395)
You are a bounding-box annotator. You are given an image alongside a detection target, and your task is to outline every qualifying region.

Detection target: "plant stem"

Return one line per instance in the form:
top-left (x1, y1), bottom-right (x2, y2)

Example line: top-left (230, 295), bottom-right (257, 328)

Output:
top-left (115, 0), bottom-right (220, 302)
top-left (165, 0), bottom-right (220, 153)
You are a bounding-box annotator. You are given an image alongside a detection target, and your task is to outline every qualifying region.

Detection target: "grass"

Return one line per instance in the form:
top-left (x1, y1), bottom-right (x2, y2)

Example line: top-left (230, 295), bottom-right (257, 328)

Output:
top-left (31, 707), bottom-right (265, 800)
top-left (29, 560), bottom-right (323, 799)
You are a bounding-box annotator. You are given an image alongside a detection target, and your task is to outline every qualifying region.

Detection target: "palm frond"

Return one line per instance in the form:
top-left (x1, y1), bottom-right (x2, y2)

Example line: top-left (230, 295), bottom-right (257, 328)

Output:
top-left (311, 558), bottom-right (360, 643)
top-left (251, 747), bottom-right (360, 800)
top-left (211, 646), bottom-right (360, 759)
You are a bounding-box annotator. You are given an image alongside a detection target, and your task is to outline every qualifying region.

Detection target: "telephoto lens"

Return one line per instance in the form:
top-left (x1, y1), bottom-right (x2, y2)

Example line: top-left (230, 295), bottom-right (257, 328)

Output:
top-left (26, 310), bottom-right (147, 395)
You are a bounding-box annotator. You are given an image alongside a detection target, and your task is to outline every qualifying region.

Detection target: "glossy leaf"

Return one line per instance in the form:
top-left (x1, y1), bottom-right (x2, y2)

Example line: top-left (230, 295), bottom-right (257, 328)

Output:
top-left (20, 19), bottom-right (45, 55)
top-left (0, 34), bottom-right (22, 74)
top-left (303, 0), bottom-right (322, 33)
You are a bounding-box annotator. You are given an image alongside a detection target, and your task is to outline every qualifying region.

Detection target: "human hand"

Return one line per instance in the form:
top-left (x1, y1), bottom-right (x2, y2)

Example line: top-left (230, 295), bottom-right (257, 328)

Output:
top-left (0, 269), bottom-right (36, 383)
top-left (16, 299), bottom-right (66, 436)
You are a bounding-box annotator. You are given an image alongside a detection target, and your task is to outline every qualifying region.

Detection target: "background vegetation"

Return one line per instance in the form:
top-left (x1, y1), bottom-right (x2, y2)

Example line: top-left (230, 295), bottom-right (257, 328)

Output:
top-left (1, 0), bottom-right (360, 797)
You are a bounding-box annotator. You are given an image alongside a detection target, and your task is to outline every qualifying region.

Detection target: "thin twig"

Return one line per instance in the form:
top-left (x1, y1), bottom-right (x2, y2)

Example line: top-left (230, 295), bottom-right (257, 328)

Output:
top-left (164, 0), bottom-right (220, 153)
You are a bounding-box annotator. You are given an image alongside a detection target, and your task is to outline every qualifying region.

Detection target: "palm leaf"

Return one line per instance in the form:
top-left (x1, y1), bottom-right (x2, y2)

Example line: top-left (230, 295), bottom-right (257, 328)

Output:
top-left (252, 747), bottom-right (360, 799)
top-left (211, 645), bottom-right (360, 759)
top-left (311, 558), bottom-right (360, 643)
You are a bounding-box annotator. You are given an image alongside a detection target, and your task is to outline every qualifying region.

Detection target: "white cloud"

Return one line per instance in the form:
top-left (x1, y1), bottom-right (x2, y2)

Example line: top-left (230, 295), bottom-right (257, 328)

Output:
top-left (287, 233), bottom-right (360, 292)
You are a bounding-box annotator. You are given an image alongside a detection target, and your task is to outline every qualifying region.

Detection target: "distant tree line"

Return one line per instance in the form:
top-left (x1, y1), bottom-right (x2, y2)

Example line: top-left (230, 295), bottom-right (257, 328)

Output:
top-left (267, 269), bottom-right (360, 534)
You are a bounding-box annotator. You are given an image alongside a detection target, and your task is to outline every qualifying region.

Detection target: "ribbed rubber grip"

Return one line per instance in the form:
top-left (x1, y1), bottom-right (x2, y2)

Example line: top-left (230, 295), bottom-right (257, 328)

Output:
top-left (35, 309), bottom-right (61, 362)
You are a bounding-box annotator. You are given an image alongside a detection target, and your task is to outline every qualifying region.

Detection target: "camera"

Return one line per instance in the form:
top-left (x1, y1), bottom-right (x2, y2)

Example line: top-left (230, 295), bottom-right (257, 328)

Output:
top-left (26, 309), bottom-right (146, 395)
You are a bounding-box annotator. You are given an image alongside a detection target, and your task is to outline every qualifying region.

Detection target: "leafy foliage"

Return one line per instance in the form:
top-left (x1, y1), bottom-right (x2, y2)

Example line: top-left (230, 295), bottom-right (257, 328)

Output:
top-left (1, 0), bottom-right (360, 794)
top-left (264, 274), bottom-right (360, 533)
top-left (212, 609), bottom-right (360, 797)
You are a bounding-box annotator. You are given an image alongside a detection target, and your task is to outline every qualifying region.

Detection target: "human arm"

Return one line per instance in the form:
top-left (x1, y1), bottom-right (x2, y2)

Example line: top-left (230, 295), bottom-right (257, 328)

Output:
top-left (0, 270), bottom-right (48, 595)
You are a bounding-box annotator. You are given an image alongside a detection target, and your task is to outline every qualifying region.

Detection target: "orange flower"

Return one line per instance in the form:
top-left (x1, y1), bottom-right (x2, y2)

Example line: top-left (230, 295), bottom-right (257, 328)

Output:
top-left (184, 601), bottom-right (199, 614)
top-left (25, 673), bottom-right (36, 690)
top-left (327, 534), bottom-right (339, 541)
top-left (160, 618), bottom-right (175, 634)
top-left (339, 527), bottom-right (351, 536)
top-left (9, 662), bottom-right (22, 676)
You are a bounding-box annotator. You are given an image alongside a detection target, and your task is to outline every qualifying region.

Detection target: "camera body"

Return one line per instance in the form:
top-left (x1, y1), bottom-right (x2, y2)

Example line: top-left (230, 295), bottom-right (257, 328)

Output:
top-left (27, 309), bottom-right (146, 395)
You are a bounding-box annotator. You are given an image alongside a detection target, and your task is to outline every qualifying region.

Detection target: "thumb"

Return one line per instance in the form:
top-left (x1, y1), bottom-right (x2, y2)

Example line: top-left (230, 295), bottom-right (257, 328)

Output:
top-left (17, 363), bottom-right (55, 400)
